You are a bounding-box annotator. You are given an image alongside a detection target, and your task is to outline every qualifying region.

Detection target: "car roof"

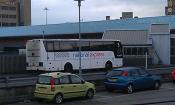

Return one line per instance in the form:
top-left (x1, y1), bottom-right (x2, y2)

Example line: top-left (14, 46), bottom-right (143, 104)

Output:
top-left (112, 67), bottom-right (142, 71)
top-left (39, 72), bottom-right (75, 78)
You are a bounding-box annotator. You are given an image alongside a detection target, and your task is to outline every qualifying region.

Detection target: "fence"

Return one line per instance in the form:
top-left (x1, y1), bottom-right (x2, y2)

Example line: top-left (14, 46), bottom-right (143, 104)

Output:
top-left (0, 55), bottom-right (26, 75)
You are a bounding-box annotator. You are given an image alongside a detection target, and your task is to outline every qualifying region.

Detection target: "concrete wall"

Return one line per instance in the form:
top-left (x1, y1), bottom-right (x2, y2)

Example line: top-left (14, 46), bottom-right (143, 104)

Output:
top-left (102, 30), bottom-right (148, 45)
top-left (150, 24), bottom-right (171, 65)
top-left (0, 86), bottom-right (35, 104)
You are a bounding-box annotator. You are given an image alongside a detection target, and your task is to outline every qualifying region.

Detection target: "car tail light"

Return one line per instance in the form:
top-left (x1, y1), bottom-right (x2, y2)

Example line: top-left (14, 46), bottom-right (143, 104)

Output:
top-left (172, 70), bottom-right (175, 75)
top-left (50, 77), bottom-right (55, 91)
top-left (121, 71), bottom-right (128, 76)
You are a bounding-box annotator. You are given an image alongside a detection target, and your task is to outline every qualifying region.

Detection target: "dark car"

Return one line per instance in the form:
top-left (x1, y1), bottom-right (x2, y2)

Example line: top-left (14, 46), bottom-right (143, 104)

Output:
top-left (171, 68), bottom-right (175, 83)
top-left (104, 67), bottom-right (161, 94)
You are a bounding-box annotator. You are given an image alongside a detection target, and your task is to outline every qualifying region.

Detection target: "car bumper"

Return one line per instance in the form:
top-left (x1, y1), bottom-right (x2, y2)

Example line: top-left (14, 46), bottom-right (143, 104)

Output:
top-left (34, 92), bottom-right (55, 101)
top-left (104, 82), bottom-right (128, 90)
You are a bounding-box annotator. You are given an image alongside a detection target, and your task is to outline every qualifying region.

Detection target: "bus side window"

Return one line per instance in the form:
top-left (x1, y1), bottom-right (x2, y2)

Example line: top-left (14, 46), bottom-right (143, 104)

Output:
top-left (46, 42), bottom-right (54, 52)
top-left (81, 41), bottom-right (90, 51)
top-left (102, 42), bottom-right (113, 51)
top-left (54, 42), bottom-right (60, 52)
top-left (59, 42), bottom-right (78, 52)
top-left (72, 42), bottom-right (78, 51)
top-left (90, 41), bottom-right (103, 51)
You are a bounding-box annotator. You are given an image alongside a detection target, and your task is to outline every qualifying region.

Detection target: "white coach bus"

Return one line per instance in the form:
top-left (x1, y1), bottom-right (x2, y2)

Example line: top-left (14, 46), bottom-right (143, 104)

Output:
top-left (26, 39), bottom-right (123, 72)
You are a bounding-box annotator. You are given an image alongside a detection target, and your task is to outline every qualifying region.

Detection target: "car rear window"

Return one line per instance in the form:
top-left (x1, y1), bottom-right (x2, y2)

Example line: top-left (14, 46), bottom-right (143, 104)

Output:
top-left (107, 70), bottom-right (123, 77)
top-left (38, 75), bottom-right (51, 85)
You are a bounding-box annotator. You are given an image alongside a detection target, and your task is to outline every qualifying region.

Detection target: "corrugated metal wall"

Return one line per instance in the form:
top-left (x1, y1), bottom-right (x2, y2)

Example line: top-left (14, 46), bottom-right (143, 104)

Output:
top-left (102, 30), bottom-right (148, 45)
top-left (0, 55), bottom-right (26, 74)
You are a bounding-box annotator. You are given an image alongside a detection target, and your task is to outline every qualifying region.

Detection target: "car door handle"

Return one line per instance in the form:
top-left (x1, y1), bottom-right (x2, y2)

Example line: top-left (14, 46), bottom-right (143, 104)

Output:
top-left (60, 86), bottom-right (64, 88)
top-left (73, 85), bottom-right (76, 87)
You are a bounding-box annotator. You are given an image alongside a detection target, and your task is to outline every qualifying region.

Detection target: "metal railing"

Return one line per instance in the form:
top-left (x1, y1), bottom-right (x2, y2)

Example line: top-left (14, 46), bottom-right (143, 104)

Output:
top-left (0, 67), bottom-right (174, 88)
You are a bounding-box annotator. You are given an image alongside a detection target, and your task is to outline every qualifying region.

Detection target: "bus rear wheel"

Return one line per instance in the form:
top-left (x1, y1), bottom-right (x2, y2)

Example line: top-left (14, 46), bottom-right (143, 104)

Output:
top-left (64, 63), bottom-right (73, 73)
top-left (105, 61), bottom-right (113, 71)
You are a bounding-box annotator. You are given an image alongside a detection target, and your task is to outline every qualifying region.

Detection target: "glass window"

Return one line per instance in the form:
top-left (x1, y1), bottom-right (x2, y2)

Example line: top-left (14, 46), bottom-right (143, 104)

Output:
top-left (126, 48), bottom-right (132, 55)
top-left (171, 39), bottom-right (175, 47)
top-left (46, 42), bottom-right (54, 52)
top-left (70, 75), bottom-right (82, 84)
top-left (138, 69), bottom-right (148, 76)
top-left (102, 41), bottom-right (113, 51)
top-left (124, 48), bottom-right (127, 55)
top-left (2, 6), bottom-right (8, 10)
top-left (60, 41), bottom-right (78, 51)
top-left (81, 41), bottom-right (90, 51)
top-left (132, 48), bottom-right (137, 55)
top-left (54, 42), bottom-right (60, 51)
top-left (9, 15), bottom-right (16, 19)
top-left (171, 48), bottom-right (175, 55)
top-left (90, 41), bottom-right (103, 51)
top-left (59, 75), bottom-right (70, 84)
top-left (9, 7), bottom-right (16, 11)
top-left (9, 23), bottom-right (16, 26)
top-left (2, 22), bottom-right (8, 26)
top-left (38, 76), bottom-right (51, 85)
top-left (54, 78), bottom-right (60, 85)
top-left (129, 69), bottom-right (139, 77)
top-left (138, 48), bottom-right (144, 55)
top-left (144, 48), bottom-right (149, 55)
top-left (2, 14), bottom-right (8, 18)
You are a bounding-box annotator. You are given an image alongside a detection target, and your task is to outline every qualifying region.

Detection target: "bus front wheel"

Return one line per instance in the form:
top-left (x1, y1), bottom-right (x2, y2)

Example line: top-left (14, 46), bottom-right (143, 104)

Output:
top-left (64, 63), bottom-right (73, 73)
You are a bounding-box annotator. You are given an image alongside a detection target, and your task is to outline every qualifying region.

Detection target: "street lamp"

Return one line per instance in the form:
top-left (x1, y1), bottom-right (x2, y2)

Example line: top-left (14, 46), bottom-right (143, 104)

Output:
top-left (44, 7), bottom-right (48, 25)
top-left (74, 0), bottom-right (84, 76)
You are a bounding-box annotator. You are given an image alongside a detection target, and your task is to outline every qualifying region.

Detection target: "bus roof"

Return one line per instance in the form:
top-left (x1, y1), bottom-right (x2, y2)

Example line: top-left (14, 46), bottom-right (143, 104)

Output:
top-left (28, 39), bottom-right (121, 42)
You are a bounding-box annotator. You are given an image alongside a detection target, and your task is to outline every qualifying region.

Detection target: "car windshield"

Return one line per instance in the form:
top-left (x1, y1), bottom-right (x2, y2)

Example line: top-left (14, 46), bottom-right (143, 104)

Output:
top-left (38, 75), bottom-right (51, 85)
top-left (107, 70), bottom-right (123, 77)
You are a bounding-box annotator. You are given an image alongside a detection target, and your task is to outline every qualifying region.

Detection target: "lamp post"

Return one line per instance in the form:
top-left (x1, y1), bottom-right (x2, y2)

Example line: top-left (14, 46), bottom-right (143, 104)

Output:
top-left (43, 7), bottom-right (48, 39)
top-left (74, 0), bottom-right (84, 76)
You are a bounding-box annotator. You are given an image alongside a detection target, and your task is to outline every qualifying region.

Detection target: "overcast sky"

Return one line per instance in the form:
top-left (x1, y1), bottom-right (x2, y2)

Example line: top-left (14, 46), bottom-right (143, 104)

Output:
top-left (31, 0), bottom-right (167, 25)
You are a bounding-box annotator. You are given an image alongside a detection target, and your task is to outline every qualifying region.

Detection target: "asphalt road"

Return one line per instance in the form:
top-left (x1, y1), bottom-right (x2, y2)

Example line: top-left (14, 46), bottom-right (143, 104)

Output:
top-left (9, 83), bottom-right (175, 105)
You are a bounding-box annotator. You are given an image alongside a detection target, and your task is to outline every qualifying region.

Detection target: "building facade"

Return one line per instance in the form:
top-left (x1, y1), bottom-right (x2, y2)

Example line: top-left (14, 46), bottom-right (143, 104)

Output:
top-left (120, 12), bottom-right (133, 19)
top-left (165, 0), bottom-right (175, 15)
top-left (0, 16), bottom-right (174, 66)
top-left (0, 0), bottom-right (31, 27)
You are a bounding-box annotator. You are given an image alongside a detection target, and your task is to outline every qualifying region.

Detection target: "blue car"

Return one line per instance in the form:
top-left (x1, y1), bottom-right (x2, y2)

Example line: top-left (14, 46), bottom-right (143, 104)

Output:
top-left (104, 67), bottom-right (161, 94)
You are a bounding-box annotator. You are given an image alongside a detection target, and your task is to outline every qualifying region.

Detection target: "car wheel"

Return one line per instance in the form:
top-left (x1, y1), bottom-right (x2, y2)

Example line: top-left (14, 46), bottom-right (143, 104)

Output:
top-left (64, 63), bottom-right (73, 73)
top-left (153, 81), bottom-right (161, 90)
top-left (54, 94), bottom-right (63, 104)
top-left (126, 84), bottom-right (134, 94)
top-left (86, 89), bottom-right (94, 99)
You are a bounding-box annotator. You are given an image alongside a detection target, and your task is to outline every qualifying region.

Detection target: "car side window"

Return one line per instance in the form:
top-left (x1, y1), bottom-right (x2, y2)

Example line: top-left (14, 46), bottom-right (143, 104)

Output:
top-left (138, 69), bottom-right (148, 76)
top-left (130, 69), bottom-right (139, 77)
top-left (55, 78), bottom-right (59, 85)
top-left (70, 75), bottom-right (82, 84)
top-left (59, 75), bottom-right (70, 84)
